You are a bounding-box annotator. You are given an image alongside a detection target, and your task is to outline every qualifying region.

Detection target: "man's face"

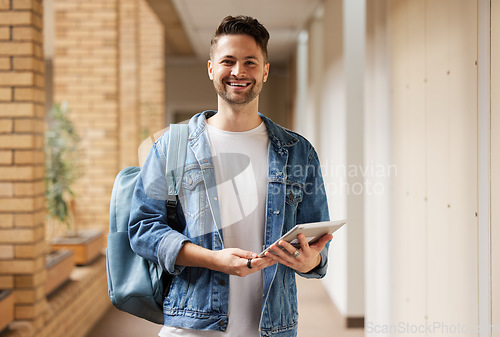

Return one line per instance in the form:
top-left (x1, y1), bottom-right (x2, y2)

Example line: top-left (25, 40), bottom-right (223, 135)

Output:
top-left (208, 34), bottom-right (270, 106)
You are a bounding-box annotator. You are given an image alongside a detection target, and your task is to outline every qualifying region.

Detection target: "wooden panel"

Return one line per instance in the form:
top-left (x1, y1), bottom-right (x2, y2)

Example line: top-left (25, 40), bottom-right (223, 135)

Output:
top-left (45, 250), bottom-right (75, 295)
top-left (52, 230), bottom-right (104, 265)
top-left (0, 291), bottom-right (14, 331)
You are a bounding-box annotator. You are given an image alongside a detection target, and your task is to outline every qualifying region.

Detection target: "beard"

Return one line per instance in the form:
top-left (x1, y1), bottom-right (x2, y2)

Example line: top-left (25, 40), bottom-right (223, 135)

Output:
top-left (213, 76), bottom-right (263, 106)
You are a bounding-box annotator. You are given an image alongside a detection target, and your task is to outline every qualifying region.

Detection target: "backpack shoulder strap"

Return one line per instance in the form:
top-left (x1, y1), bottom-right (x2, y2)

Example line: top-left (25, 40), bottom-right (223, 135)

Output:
top-left (166, 123), bottom-right (189, 196)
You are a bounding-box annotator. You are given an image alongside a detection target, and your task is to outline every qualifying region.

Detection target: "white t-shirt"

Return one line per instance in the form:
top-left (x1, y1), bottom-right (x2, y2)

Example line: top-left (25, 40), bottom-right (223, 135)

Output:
top-left (159, 122), bottom-right (269, 337)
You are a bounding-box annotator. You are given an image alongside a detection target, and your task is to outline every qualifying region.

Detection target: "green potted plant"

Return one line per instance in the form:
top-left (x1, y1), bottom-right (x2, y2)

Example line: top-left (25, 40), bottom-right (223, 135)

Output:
top-left (45, 101), bottom-right (81, 237)
top-left (45, 102), bottom-right (102, 268)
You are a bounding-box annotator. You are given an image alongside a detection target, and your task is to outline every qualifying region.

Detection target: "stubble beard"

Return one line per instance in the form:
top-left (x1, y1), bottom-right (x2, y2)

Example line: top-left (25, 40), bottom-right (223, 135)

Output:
top-left (214, 76), bottom-right (263, 106)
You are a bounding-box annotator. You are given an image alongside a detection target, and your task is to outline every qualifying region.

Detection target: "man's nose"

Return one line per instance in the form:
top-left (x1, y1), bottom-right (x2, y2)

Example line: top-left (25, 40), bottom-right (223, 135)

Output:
top-left (231, 63), bottom-right (245, 77)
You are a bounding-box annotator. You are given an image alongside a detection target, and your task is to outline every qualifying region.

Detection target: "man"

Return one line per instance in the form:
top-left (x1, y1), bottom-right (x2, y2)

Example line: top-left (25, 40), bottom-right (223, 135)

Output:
top-left (129, 15), bottom-right (332, 337)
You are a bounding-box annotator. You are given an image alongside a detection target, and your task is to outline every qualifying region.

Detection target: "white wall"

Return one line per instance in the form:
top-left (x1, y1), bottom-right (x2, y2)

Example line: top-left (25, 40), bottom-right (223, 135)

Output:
top-left (165, 59), bottom-right (216, 123)
top-left (364, 0), bottom-right (393, 330)
top-left (385, 0), bottom-right (479, 334)
top-left (318, 0), bottom-right (349, 316)
top-left (492, 0), bottom-right (500, 335)
top-left (300, 0), bottom-right (366, 320)
top-left (296, 0), bottom-right (497, 332)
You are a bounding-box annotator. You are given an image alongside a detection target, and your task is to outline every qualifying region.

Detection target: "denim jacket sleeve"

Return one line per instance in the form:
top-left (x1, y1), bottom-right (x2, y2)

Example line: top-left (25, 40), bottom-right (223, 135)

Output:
top-left (295, 147), bottom-right (330, 279)
top-left (128, 133), bottom-right (191, 276)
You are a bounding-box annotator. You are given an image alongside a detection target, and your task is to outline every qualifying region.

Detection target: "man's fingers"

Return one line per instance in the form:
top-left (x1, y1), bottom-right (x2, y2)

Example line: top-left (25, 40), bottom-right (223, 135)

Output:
top-left (277, 240), bottom-right (300, 256)
top-left (230, 248), bottom-right (258, 259)
top-left (309, 234), bottom-right (333, 251)
top-left (249, 256), bottom-right (275, 269)
top-left (298, 233), bottom-right (309, 250)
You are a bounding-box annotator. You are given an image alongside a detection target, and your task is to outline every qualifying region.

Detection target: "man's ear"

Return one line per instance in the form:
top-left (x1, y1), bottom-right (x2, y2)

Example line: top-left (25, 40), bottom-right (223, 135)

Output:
top-left (207, 60), bottom-right (214, 80)
top-left (263, 63), bottom-right (270, 82)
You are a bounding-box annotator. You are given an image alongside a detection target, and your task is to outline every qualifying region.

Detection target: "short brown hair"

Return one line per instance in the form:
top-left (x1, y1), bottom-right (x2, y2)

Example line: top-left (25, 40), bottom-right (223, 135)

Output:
top-left (210, 15), bottom-right (270, 62)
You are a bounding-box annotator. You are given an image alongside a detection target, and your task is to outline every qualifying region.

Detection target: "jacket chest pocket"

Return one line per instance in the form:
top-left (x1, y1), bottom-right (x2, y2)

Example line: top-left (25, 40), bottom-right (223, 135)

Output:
top-left (285, 183), bottom-right (303, 206)
top-left (179, 168), bottom-right (207, 220)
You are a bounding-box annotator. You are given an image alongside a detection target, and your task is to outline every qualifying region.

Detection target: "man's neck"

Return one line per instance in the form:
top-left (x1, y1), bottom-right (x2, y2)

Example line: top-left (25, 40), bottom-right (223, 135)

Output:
top-left (207, 98), bottom-right (262, 132)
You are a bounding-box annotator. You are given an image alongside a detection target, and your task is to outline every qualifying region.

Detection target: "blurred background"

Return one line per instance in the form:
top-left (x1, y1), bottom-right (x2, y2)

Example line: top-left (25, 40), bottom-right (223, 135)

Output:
top-left (0, 0), bottom-right (498, 336)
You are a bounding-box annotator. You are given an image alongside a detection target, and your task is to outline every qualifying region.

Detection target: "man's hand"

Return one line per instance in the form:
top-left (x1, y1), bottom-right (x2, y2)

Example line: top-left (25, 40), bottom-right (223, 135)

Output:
top-left (176, 243), bottom-right (275, 277)
top-left (212, 248), bottom-right (276, 277)
top-left (264, 233), bottom-right (333, 273)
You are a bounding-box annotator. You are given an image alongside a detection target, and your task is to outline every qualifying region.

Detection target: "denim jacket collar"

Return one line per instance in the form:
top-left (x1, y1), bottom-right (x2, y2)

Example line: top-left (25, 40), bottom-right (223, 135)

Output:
top-left (189, 110), bottom-right (299, 148)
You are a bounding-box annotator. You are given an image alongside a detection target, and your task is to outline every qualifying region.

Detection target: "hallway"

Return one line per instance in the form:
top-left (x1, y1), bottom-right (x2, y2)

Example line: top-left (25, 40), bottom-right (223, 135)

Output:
top-left (86, 277), bottom-right (364, 337)
top-left (1, 1), bottom-right (499, 336)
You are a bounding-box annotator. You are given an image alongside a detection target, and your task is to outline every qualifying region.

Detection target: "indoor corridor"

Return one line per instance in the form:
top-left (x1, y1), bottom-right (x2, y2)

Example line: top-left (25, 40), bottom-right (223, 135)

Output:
top-left (86, 278), bottom-right (364, 337)
top-left (1, 0), bottom-right (499, 337)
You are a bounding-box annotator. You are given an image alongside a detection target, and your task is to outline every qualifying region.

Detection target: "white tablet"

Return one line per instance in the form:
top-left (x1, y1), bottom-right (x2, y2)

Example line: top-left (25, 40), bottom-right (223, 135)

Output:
top-left (258, 219), bottom-right (346, 258)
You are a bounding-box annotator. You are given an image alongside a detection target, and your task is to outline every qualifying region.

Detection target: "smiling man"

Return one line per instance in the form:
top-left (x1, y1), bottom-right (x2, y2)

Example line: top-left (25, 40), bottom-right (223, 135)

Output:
top-left (128, 16), bottom-right (332, 337)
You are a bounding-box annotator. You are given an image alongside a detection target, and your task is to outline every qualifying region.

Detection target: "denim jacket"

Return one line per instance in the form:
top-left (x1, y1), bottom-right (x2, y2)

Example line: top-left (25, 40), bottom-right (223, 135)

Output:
top-left (129, 111), bottom-right (330, 337)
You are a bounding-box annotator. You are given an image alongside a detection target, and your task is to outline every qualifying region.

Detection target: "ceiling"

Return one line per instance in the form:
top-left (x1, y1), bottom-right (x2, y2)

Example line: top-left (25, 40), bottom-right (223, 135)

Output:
top-left (148, 0), bottom-right (323, 65)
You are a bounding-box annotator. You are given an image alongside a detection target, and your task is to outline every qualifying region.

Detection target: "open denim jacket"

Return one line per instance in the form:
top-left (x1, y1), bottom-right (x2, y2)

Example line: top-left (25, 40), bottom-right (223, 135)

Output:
top-left (129, 111), bottom-right (330, 337)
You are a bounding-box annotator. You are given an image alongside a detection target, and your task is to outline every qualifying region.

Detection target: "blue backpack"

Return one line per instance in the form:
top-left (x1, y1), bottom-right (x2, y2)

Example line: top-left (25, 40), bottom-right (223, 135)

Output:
top-left (106, 124), bottom-right (189, 324)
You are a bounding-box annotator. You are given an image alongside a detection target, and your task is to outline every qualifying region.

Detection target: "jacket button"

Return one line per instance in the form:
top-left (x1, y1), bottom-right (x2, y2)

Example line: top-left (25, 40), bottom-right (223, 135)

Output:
top-left (218, 279), bottom-right (226, 286)
top-left (218, 320), bottom-right (225, 327)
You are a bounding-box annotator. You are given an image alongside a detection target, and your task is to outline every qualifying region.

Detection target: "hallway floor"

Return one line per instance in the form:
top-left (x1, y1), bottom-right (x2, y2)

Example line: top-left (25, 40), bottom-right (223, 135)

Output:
top-left (86, 277), bottom-right (364, 337)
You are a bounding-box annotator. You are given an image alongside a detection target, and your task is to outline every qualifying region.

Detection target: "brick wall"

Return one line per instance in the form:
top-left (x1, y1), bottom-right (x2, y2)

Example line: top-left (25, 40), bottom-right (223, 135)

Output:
top-left (53, 0), bottom-right (165, 232)
top-left (138, 0), bottom-right (165, 141)
top-left (1, 257), bottom-right (110, 337)
top-left (118, 0), bottom-right (140, 168)
top-left (0, 0), bottom-right (48, 331)
top-left (52, 0), bottom-right (120, 232)
top-left (0, 0), bottom-right (165, 335)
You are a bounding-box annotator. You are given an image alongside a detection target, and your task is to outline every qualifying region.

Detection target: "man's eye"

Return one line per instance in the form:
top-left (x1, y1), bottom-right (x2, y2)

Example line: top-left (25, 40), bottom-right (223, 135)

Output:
top-left (222, 60), bottom-right (234, 65)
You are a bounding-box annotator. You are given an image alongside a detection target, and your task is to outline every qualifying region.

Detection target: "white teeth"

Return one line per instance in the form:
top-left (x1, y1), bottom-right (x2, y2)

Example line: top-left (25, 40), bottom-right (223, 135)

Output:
top-left (228, 82), bottom-right (249, 87)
